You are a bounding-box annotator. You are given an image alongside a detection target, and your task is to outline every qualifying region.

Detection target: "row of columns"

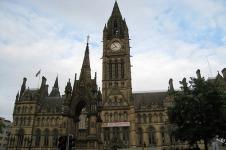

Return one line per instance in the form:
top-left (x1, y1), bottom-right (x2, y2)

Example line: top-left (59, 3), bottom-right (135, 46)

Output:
top-left (7, 135), bottom-right (58, 148)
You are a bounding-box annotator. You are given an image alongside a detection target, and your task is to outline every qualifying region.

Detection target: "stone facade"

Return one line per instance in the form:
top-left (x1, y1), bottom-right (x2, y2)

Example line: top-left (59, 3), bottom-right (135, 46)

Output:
top-left (8, 1), bottom-right (226, 150)
top-left (0, 117), bottom-right (12, 150)
top-left (8, 42), bottom-right (102, 150)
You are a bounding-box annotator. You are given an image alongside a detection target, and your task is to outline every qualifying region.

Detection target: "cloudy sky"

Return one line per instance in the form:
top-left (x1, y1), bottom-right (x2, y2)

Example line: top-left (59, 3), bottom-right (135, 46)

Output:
top-left (1, 0), bottom-right (226, 120)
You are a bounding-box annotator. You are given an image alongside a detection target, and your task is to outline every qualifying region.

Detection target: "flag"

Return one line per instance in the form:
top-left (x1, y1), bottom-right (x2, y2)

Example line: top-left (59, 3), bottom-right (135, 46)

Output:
top-left (35, 69), bottom-right (41, 77)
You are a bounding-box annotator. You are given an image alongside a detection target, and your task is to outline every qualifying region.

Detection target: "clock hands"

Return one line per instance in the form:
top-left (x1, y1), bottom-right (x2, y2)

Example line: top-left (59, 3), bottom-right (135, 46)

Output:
top-left (111, 42), bottom-right (121, 51)
top-left (112, 43), bottom-right (117, 49)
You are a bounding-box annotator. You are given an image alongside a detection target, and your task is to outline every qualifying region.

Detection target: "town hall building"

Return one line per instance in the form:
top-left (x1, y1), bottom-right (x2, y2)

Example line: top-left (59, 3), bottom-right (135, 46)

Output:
top-left (7, 2), bottom-right (226, 150)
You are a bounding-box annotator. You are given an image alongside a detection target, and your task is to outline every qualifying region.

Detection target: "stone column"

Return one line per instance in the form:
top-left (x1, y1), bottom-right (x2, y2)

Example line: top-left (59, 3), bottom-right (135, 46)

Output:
top-left (156, 126), bottom-right (162, 147)
top-left (129, 106), bottom-right (136, 147)
top-left (142, 127), bottom-right (149, 146)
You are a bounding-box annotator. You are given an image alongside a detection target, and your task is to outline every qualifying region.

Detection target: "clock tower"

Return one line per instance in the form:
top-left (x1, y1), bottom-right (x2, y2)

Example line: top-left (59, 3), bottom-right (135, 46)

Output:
top-left (101, 1), bottom-right (136, 149)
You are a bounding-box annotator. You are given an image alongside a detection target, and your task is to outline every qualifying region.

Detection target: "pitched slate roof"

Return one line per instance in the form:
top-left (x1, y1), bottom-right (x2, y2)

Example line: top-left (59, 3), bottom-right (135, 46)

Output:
top-left (132, 91), bottom-right (167, 109)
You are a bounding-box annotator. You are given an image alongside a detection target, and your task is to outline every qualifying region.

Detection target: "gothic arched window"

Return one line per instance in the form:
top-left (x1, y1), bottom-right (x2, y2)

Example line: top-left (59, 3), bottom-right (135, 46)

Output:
top-left (115, 63), bottom-right (118, 78)
top-left (17, 128), bottom-right (24, 146)
top-left (43, 129), bottom-right (49, 146)
top-left (105, 113), bottom-right (108, 122)
top-left (159, 113), bottom-right (163, 123)
top-left (104, 128), bottom-right (110, 142)
top-left (52, 129), bottom-right (58, 147)
top-left (27, 117), bottom-right (31, 126)
top-left (119, 113), bottom-right (122, 121)
top-left (110, 113), bottom-right (112, 122)
top-left (29, 106), bottom-right (33, 113)
top-left (124, 112), bottom-right (127, 121)
top-left (36, 118), bottom-right (40, 126)
top-left (121, 61), bottom-right (124, 79)
top-left (149, 114), bottom-right (152, 123)
top-left (114, 112), bottom-right (118, 121)
top-left (154, 113), bottom-right (158, 123)
top-left (137, 114), bottom-right (141, 123)
top-left (34, 129), bottom-right (41, 146)
top-left (143, 114), bottom-right (147, 123)
top-left (123, 127), bottom-right (129, 142)
top-left (137, 128), bottom-right (143, 146)
top-left (14, 117), bottom-right (18, 126)
top-left (17, 106), bottom-right (21, 113)
top-left (109, 61), bottom-right (112, 79)
top-left (161, 127), bottom-right (166, 145)
top-left (149, 127), bottom-right (156, 145)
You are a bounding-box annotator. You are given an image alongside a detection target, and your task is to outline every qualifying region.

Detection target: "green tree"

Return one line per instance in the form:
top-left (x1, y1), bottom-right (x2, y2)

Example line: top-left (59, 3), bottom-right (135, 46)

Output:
top-left (169, 76), bottom-right (226, 150)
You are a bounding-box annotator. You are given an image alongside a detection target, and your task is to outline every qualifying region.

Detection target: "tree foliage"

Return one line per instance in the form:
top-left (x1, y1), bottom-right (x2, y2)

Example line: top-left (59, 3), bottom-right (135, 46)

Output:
top-left (169, 77), bottom-right (226, 150)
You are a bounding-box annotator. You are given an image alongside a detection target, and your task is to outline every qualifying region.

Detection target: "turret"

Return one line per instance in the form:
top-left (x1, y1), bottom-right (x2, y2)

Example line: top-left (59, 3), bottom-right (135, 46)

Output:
top-left (168, 78), bottom-right (174, 92)
top-left (19, 77), bottom-right (27, 99)
top-left (49, 76), bottom-right (60, 97)
top-left (72, 73), bottom-right (77, 98)
top-left (222, 68), bottom-right (226, 79)
top-left (15, 92), bottom-right (19, 102)
top-left (65, 79), bottom-right (72, 97)
top-left (196, 69), bottom-right (201, 79)
top-left (40, 76), bottom-right (48, 97)
top-left (40, 76), bottom-right (47, 89)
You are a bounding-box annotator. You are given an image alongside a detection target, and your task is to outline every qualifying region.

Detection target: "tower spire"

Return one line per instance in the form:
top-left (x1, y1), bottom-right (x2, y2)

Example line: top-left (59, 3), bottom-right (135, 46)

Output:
top-left (53, 75), bottom-right (59, 88)
top-left (111, 0), bottom-right (122, 18)
top-left (80, 36), bottom-right (91, 81)
top-left (105, 1), bottom-right (128, 39)
top-left (49, 75), bottom-right (60, 97)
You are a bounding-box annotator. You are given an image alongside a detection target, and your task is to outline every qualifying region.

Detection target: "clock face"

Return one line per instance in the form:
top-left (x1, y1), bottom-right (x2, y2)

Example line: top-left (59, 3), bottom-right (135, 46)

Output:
top-left (110, 42), bottom-right (121, 51)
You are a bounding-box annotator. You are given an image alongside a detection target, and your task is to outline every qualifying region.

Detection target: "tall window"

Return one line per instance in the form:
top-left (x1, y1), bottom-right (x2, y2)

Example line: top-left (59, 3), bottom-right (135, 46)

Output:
top-left (52, 129), bottom-right (58, 147)
top-left (149, 114), bottom-right (152, 123)
top-left (121, 62), bottom-right (124, 79)
top-left (35, 129), bottom-right (41, 146)
top-left (14, 117), bottom-right (18, 126)
top-left (137, 114), bottom-right (141, 123)
top-left (17, 128), bottom-right (24, 146)
top-left (123, 127), bottom-right (129, 142)
top-left (109, 62), bottom-right (112, 79)
top-left (104, 128), bottom-right (110, 142)
top-left (149, 127), bottom-right (156, 145)
top-left (43, 129), bottom-right (49, 146)
top-left (124, 112), bottom-right (127, 121)
top-left (143, 114), bottom-right (147, 123)
top-left (114, 112), bottom-right (118, 121)
top-left (27, 117), bottom-right (31, 126)
top-left (115, 63), bottom-right (118, 78)
top-left (161, 127), bottom-right (166, 145)
top-left (137, 128), bottom-right (143, 146)
top-left (159, 113), bottom-right (163, 123)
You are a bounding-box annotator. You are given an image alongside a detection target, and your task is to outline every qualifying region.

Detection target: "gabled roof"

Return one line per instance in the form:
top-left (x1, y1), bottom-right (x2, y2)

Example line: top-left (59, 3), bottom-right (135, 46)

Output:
top-left (133, 92), bottom-right (167, 109)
